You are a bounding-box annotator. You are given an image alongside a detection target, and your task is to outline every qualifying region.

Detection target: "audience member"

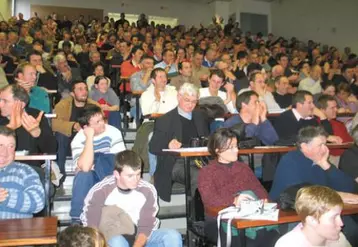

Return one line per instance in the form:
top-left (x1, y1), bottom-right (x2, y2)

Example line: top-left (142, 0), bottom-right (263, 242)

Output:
top-left (58, 225), bottom-right (108, 247)
top-left (86, 63), bottom-right (111, 92)
top-left (154, 49), bottom-right (178, 78)
top-left (298, 65), bottom-right (323, 95)
top-left (272, 76), bottom-right (293, 109)
top-left (170, 60), bottom-right (201, 90)
top-left (130, 55), bottom-right (154, 92)
top-left (191, 50), bottom-right (210, 83)
top-left (336, 83), bottom-right (358, 113)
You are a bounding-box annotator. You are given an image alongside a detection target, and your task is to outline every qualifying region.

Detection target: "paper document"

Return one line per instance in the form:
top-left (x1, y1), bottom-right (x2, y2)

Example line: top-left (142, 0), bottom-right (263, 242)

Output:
top-left (162, 147), bottom-right (208, 152)
top-left (219, 202), bottom-right (279, 221)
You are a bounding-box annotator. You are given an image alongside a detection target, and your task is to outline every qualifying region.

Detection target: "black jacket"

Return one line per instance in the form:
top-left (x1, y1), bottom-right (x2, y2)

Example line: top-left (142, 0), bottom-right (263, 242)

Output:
top-left (149, 107), bottom-right (209, 201)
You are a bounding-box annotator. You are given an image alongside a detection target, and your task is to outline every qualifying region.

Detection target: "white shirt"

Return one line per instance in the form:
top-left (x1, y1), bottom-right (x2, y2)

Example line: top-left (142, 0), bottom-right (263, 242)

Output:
top-left (199, 87), bottom-right (237, 113)
top-left (298, 77), bottom-right (322, 95)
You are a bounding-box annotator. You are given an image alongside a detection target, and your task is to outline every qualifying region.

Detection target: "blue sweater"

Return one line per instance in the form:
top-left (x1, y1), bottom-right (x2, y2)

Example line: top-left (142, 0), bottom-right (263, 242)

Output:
top-left (223, 115), bottom-right (279, 145)
top-left (0, 162), bottom-right (45, 219)
top-left (269, 150), bottom-right (356, 201)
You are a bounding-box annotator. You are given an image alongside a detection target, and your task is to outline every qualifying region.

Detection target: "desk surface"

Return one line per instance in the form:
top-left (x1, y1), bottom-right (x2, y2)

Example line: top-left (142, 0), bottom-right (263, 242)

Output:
top-left (205, 204), bottom-right (358, 229)
top-left (15, 154), bottom-right (57, 161)
top-left (0, 217), bottom-right (58, 246)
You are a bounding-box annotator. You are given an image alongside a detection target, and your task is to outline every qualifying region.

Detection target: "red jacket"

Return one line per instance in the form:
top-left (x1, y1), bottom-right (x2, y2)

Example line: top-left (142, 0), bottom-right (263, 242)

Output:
top-left (330, 119), bottom-right (353, 156)
top-left (120, 60), bottom-right (141, 92)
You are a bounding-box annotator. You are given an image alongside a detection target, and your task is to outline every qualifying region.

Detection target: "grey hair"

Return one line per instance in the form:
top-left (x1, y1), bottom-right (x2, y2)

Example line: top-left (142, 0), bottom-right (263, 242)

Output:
top-left (178, 83), bottom-right (199, 97)
top-left (53, 54), bottom-right (67, 67)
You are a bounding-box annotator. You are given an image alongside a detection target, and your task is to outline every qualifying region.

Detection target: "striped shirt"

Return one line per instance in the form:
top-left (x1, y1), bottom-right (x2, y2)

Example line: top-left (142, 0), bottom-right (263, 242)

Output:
top-left (71, 124), bottom-right (126, 167)
top-left (0, 162), bottom-right (45, 219)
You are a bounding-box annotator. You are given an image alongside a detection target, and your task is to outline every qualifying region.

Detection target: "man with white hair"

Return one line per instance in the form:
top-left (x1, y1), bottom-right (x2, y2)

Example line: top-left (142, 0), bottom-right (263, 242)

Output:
top-left (54, 54), bottom-right (82, 99)
top-left (149, 83), bottom-right (209, 202)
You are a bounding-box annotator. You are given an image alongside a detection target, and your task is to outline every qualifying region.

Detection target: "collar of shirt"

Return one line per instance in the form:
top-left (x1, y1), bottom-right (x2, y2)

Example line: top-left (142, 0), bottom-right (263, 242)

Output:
top-left (178, 107), bottom-right (192, 120)
top-left (131, 59), bottom-right (139, 68)
top-left (292, 108), bottom-right (312, 121)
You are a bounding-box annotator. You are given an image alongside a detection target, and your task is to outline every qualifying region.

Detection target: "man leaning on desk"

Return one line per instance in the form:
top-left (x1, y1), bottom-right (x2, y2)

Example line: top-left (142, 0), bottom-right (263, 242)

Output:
top-left (149, 83), bottom-right (209, 202)
top-left (0, 126), bottom-right (45, 219)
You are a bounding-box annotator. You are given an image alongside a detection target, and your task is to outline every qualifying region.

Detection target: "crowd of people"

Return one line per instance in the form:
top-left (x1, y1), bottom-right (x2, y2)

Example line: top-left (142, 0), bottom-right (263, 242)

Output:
top-left (0, 10), bottom-right (358, 247)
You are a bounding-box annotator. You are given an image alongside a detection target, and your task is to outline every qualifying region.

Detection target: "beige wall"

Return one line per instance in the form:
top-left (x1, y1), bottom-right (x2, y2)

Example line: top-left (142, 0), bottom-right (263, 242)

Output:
top-left (0, 0), bottom-right (12, 21)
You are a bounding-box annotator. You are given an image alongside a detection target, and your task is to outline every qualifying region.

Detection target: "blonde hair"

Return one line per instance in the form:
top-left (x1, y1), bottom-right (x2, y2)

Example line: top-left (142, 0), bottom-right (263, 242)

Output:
top-left (58, 225), bottom-right (108, 247)
top-left (295, 185), bottom-right (343, 224)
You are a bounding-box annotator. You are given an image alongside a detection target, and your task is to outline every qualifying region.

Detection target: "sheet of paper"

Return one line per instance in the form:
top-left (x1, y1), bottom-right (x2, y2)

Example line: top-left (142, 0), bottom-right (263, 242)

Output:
top-left (162, 147), bottom-right (208, 152)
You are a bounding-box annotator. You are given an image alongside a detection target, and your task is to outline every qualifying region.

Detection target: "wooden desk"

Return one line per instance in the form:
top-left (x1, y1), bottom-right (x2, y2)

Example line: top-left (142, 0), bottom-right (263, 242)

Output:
top-left (15, 155), bottom-right (57, 216)
top-left (0, 217), bottom-right (58, 246)
top-left (205, 203), bottom-right (358, 229)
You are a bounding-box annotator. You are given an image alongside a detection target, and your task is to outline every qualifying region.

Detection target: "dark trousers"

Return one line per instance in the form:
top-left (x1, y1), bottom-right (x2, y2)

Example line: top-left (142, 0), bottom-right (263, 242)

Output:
top-left (108, 111), bottom-right (122, 130)
top-left (55, 132), bottom-right (72, 183)
top-left (171, 159), bottom-right (199, 199)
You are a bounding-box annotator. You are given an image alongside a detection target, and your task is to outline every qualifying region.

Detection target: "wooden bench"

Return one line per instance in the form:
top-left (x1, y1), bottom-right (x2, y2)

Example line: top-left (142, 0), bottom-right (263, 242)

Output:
top-left (0, 217), bottom-right (58, 246)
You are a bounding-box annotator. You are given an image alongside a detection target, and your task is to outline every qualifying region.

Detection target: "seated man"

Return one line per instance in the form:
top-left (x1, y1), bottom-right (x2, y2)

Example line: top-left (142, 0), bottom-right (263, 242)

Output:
top-left (238, 71), bottom-right (282, 113)
top-left (130, 55), bottom-right (154, 92)
top-left (154, 49), bottom-right (178, 78)
top-left (339, 125), bottom-right (358, 183)
top-left (199, 69), bottom-right (237, 113)
top-left (134, 68), bottom-right (178, 178)
top-left (0, 126), bottom-right (45, 219)
top-left (0, 84), bottom-right (56, 167)
top-left (223, 91), bottom-right (278, 145)
top-left (149, 83), bottom-right (209, 202)
top-left (275, 185), bottom-right (350, 247)
top-left (52, 80), bottom-right (99, 183)
top-left (272, 76), bottom-right (293, 109)
top-left (14, 62), bottom-right (50, 113)
top-left (317, 95), bottom-right (353, 166)
top-left (81, 150), bottom-right (182, 247)
top-left (270, 126), bottom-right (358, 245)
top-left (170, 60), bottom-right (201, 91)
top-left (191, 50), bottom-right (210, 83)
top-left (298, 65), bottom-right (323, 95)
top-left (70, 104), bottom-right (126, 223)
top-left (121, 46), bottom-right (144, 78)
top-left (273, 90), bottom-right (341, 143)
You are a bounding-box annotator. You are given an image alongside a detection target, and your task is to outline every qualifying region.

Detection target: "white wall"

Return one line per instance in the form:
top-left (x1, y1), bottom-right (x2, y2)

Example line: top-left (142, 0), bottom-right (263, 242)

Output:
top-left (0, 0), bottom-right (12, 21)
top-left (15, 0), bottom-right (214, 27)
top-left (271, 0), bottom-right (358, 52)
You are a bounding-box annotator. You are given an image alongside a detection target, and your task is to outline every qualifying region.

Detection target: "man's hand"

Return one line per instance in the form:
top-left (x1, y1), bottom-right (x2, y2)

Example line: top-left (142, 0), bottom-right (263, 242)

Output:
top-left (83, 126), bottom-right (95, 140)
top-left (0, 188), bottom-right (8, 202)
top-left (7, 101), bottom-right (22, 130)
top-left (199, 74), bottom-right (209, 81)
top-left (312, 144), bottom-right (330, 170)
top-left (154, 88), bottom-right (161, 102)
top-left (259, 101), bottom-right (267, 122)
top-left (21, 111), bottom-right (43, 138)
top-left (327, 135), bottom-right (343, 144)
top-left (35, 64), bottom-right (46, 74)
top-left (255, 84), bottom-right (266, 97)
top-left (73, 122), bottom-right (81, 132)
top-left (16, 78), bottom-right (32, 92)
top-left (224, 82), bottom-right (234, 94)
top-left (168, 139), bottom-right (182, 149)
top-left (313, 107), bottom-right (327, 120)
top-left (100, 104), bottom-right (110, 111)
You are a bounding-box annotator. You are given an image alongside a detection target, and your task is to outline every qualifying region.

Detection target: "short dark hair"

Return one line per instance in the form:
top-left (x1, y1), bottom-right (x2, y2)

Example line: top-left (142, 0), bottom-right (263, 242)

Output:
top-left (162, 48), bottom-right (174, 57)
top-left (150, 67), bottom-right (166, 80)
top-left (322, 81), bottom-right (336, 91)
top-left (130, 45), bottom-right (143, 55)
top-left (140, 55), bottom-right (154, 63)
top-left (337, 82), bottom-right (351, 94)
top-left (114, 150), bottom-right (142, 174)
top-left (208, 128), bottom-right (237, 159)
top-left (94, 75), bottom-right (108, 85)
top-left (71, 80), bottom-right (87, 92)
top-left (193, 50), bottom-right (204, 57)
top-left (292, 90), bottom-right (313, 108)
top-left (0, 126), bottom-right (16, 141)
top-left (92, 62), bottom-right (104, 71)
top-left (342, 63), bottom-right (354, 73)
top-left (27, 50), bottom-right (42, 62)
top-left (209, 69), bottom-right (225, 80)
top-left (236, 91), bottom-right (258, 112)
top-left (249, 71), bottom-right (262, 83)
top-left (317, 95), bottom-right (336, 109)
top-left (78, 104), bottom-right (102, 127)
top-left (276, 53), bottom-right (288, 61)
top-left (297, 126), bottom-right (328, 148)
top-left (237, 51), bottom-right (248, 60)
top-left (3, 84), bottom-right (29, 105)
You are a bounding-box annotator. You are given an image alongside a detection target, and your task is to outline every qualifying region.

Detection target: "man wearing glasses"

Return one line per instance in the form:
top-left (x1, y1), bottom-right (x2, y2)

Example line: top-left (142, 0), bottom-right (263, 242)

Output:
top-left (149, 82), bottom-right (209, 202)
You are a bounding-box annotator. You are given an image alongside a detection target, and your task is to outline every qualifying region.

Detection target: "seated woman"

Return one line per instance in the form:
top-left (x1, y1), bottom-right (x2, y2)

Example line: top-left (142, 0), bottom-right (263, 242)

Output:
top-left (336, 83), bottom-right (358, 113)
top-left (86, 63), bottom-right (111, 92)
top-left (90, 76), bottom-right (120, 129)
top-left (198, 127), bottom-right (280, 246)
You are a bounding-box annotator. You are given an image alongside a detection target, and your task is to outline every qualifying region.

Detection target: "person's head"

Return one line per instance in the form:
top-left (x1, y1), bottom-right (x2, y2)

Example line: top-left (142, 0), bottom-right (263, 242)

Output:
top-left (237, 51), bottom-right (248, 64)
top-left (14, 63), bottom-right (37, 91)
top-left (54, 54), bottom-right (69, 72)
top-left (208, 69), bottom-right (225, 92)
top-left (295, 185), bottom-right (343, 243)
top-left (27, 50), bottom-right (43, 67)
top-left (274, 76), bottom-right (289, 95)
top-left (271, 65), bottom-right (284, 78)
top-left (297, 126), bottom-right (328, 160)
top-left (93, 63), bottom-right (104, 76)
top-left (342, 64), bottom-right (355, 82)
top-left (113, 150), bottom-right (142, 190)
top-left (0, 84), bottom-right (29, 118)
top-left (71, 81), bottom-right (89, 103)
top-left (58, 225), bottom-right (108, 247)
top-left (277, 53), bottom-right (289, 68)
top-left (249, 71), bottom-right (266, 92)
top-left (322, 82), bottom-right (336, 96)
top-left (317, 95), bottom-right (337, 120)
top-left (205, 48), bottom-right (216, 62)
top-left (208, 128), bottom-right (238, 163)
top-left (177, 83), bottom-right (199, 113)
top-left (0, 126), bottom-right (16, 168)
top-left (94, 76), bottom-right (109, 94)
top-left (336, 83), bottom-right (352, 101)
top-left (150, 68), bottom-right (167, 91)
top-left (178, 61), bottom-right (192, 77)
top-left (78, 104), bottom-right (105, 135)
top-left (89, 51), bottom-right (101, 64)
top-left (131, 46), bottom-right (144, 63)
top-left (193, 50), bottom-right (204, 67)
top-left (236, 91), bottom-right (259, 116)
top-left (310, 65), bottom-right (322, 81)
top-left (162, 49), bottom-right (175, 64)
top-left (292, 90), bottom-right (314, 117)
top-left (140, 55), bottom-right (154, 71)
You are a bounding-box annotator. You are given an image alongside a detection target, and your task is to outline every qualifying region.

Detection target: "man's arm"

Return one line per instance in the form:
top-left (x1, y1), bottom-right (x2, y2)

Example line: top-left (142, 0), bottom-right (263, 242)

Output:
top-left (52, 101), bottom-right (77, 136)
top-left (0, 164), bottom-right (45, 214)
top-left (72, 128), bottom-right (94, 172)
top-left (36, 112), bottom-right (57, 154)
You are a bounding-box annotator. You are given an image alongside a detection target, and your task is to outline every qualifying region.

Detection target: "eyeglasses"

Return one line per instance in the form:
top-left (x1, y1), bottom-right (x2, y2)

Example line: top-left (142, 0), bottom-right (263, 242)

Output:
top-left (182, 97), bottom-right (198, 105)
